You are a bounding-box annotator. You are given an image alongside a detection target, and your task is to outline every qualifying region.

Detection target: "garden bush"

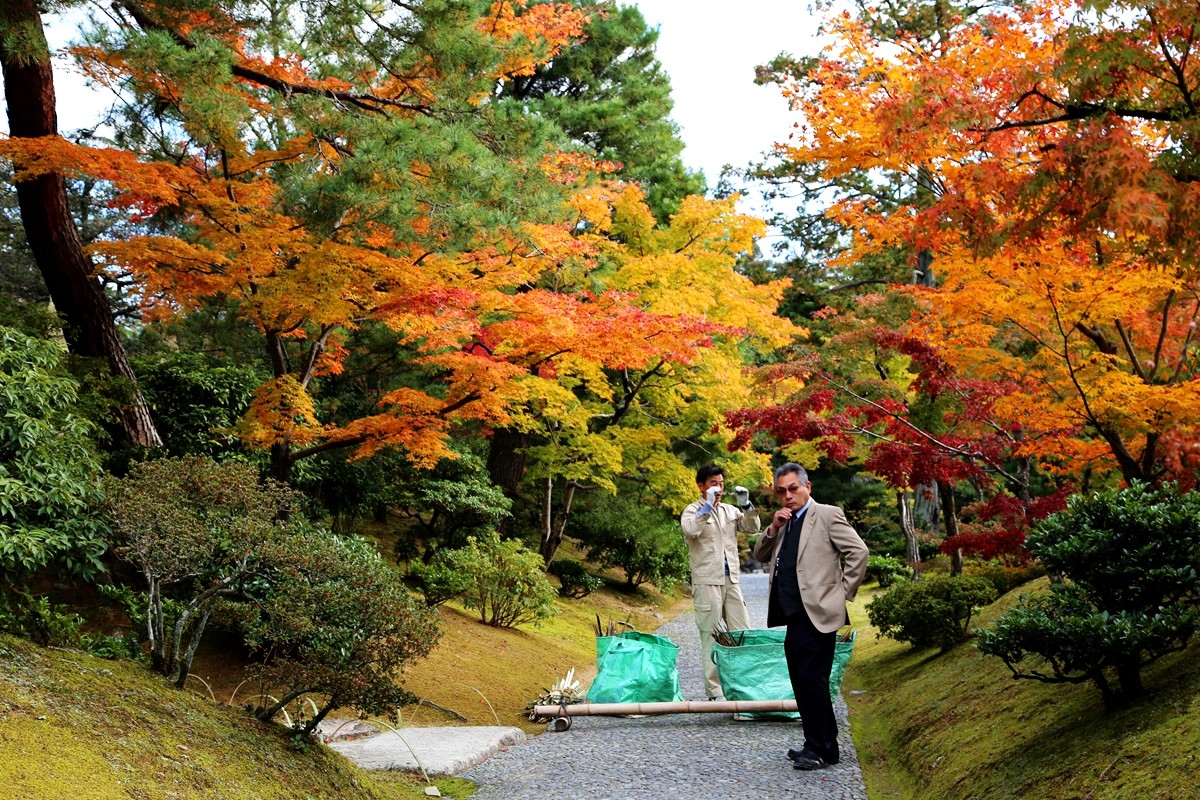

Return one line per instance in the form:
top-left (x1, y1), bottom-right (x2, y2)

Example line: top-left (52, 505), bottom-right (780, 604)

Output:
top-left (963, 560), bottom-right (1045, 596)
top-left (411, 554), bottom-right (472, 607)
top-left (977, 482), bottom-right (1200, 709)
top-left (438, 532), bottom-right (557, 628)
top-left (867, 575), bottom-right (998, 651)
top-left (866, 555), bottom-right (907, 587)
top-left (0, 326), bottom-right (108, 587)
top-left (105, 456), bottom-right (299, 686)
top-left (241, 529), bottom-right (440, 736)
top-left (548, 559), bottom-right (603, 598)
top-left (573, 502), bottom-right (689, 590)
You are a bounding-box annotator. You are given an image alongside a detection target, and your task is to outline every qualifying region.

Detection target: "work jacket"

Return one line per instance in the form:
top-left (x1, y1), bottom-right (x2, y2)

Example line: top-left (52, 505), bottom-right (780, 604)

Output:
top-left (680, 500), bottom-right (761, 585)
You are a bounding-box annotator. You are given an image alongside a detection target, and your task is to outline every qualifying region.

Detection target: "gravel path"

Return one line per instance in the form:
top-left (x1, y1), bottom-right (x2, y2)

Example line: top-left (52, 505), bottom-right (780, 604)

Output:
top-left (462, 572), bottom-right (869, 799)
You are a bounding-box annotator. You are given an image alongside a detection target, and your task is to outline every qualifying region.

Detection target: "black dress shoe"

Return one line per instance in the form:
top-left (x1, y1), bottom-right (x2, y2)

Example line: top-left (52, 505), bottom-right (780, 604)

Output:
top-left (788, 749), bottom-right (827, 770)
top-left (787, 753), bottom-right (825, 767)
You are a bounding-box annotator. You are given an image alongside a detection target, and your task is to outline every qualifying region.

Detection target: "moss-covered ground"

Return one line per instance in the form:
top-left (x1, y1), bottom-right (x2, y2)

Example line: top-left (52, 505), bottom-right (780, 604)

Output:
top-left (0, 546), bottom-right (684, 799)
top-left (0, 634), bottom-right (474, 799)
top-left (845, 576), bottom-right (1200, 800)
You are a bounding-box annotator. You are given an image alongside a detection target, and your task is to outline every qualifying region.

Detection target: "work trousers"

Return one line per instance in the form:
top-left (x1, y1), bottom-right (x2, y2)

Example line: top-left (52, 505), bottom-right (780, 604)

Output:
top-left (783, 606), bottom-right (839, 762)
top-left (692, 578), bottom-right (750, 699)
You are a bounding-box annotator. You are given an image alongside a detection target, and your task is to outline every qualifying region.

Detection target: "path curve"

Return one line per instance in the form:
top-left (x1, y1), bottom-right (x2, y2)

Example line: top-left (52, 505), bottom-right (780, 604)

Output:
top-left (462, 572), bottom-right (869, 799)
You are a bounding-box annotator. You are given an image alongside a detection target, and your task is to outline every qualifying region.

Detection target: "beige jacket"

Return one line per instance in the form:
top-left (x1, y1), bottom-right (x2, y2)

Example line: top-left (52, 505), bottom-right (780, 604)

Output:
top-left (753, 501), bottom-right (868, 632)
top-left (680, 501), bottom-right (761, 585)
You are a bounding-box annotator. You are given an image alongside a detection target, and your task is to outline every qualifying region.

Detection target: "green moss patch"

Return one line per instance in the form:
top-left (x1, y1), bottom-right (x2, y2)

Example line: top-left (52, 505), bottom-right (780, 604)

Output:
top-left (846, 577), bottom-right (1200, 800)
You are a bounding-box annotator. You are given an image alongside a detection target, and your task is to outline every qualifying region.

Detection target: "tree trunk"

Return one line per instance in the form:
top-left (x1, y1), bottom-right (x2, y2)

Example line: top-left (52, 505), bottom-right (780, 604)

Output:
top-left (174, 609), bottom-right (211, 689)
top-left (270, 441), bottom-right (293, 484)
top-left (938, 479), bottom-right (962, 576)
top-left (1115, 660), bottom-right (1144, 705)
top-left (487, 427), bottom-right (531, 497)
top-left (897, 489), bottom-right (922, 581)
top-left (0, 0), bottom-right (161, 449)
top-left (540, 479), bottom-right (577, 565)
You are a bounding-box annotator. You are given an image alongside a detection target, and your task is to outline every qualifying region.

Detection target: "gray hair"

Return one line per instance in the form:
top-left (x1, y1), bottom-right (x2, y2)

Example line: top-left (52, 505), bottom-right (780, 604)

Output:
top-left (773, 462), bottom-right (809, 484)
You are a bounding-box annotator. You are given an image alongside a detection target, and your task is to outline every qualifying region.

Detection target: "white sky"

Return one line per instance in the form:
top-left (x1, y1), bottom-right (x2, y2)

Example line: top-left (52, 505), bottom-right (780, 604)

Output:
top-left (631, 2), bottom-right (821, 189)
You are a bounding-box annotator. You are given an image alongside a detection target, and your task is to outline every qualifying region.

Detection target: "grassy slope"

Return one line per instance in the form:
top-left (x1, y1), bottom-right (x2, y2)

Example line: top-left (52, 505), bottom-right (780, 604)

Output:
top-left (0, 634), bottom-right (474, 800)
top-left (845, 578), bottom-right (1200, 800)
top-left (400, 578), bottom-right (685, 733)
top-left (0, 557), bottom-right (684, 800)
top-left (24, 550), bottom-right (1198, 800)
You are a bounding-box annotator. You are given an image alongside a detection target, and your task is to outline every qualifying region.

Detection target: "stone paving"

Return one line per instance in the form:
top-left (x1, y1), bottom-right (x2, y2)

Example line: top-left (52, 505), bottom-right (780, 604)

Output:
top-left (462, 572), bottom-right (869, 799)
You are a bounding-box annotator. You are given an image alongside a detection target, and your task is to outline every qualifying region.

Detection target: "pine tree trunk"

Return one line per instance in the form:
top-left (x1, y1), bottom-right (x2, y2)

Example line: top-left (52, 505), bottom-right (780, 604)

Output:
top-left (0, 0), bottom-right (161, 449)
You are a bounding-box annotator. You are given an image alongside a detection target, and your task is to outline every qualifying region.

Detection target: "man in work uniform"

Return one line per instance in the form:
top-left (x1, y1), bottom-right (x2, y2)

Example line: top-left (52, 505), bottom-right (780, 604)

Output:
top-left (680, 463), bottom-right (760, 700)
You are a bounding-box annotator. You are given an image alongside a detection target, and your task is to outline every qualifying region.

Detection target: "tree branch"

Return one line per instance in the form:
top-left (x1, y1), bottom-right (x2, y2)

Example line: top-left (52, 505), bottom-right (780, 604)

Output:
top-left (116, 0), bottom-right (432, 116)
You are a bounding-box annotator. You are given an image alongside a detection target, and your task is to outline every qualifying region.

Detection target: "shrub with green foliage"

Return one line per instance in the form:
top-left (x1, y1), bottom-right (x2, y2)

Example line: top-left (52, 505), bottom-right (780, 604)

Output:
top-left (0, 326), bottom-right (108, 584)
top-left (548, 558), bottom-right (603, 598)
top-left (0, 589), bottom-right (86, 647)
top-left (963, 560), bottom-right (1045, 596)
top-left (866, 554), bottom-right (907, 587)
top-left (868, 575), bottom-right (998, 651)
top-left (977, 482), bottom-right (1200, 710)
top-left (411, 553), bottom-right (473, 607)
top-left (241, 529), bottom-right (440, 736)
top-left (439, 532), bottom-right (557, 628)
top-left (105, 456), bottom-right (300, 686)
top-left (133, 353), bottom-right (264, 458)
top-left (573, 502), bottom-right (689, 590)
top-left (313, 443), bottom-right (511, 550)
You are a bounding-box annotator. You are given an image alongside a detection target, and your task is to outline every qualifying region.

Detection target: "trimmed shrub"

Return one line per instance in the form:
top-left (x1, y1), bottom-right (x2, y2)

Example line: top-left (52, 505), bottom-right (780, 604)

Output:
top-left (963, 560), bottom-right (1045, 596)
top-left (411, 555), bottom-right (472, 608)
top-left (440, 532), bottom-right (557, 628)
top-left (242, 529), bottom-right (440, 736)
top-left (977, 482), bottom-right (1200, 709)
top-left (573, 502), bottom-right (689, 590)
top-left (548, 559), bottom-right (603, 599)
top-left (105, 456), bottom-right (298, 687)
top-left (866, 555), bottom-right (906, 588)
top-left (867, 575), bottom-right (998, 651)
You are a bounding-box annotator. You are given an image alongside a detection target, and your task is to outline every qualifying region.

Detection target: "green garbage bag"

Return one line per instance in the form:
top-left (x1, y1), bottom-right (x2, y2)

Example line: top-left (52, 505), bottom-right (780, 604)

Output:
top-left (712, 629), bottom-right (798, 719)
top-left (830, 630), bottom-right (856, 701)
top-left (587, 631), bottom-right (683, 703)
top-left (712, 629), bottom-right (858, 717)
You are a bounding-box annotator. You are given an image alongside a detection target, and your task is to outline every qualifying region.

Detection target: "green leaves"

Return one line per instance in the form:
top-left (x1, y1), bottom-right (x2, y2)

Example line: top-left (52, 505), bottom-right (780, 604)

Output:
top-left (437, 531), bottom-right (558, 628)
top-left (866, 575), bottom-right (998, 651)
top-left (979, 482), bottom-right (1200, 708)
top-left (0, 326), bottom-right (108, 583)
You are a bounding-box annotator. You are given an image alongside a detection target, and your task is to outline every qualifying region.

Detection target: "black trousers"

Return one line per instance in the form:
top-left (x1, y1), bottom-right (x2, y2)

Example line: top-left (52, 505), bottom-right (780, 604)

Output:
top-left (783, 606), bottom-right (838, 761)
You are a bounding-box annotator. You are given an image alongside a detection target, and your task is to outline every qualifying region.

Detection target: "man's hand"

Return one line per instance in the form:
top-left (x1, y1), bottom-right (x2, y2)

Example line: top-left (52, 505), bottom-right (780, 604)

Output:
top-left (706, 485), bottom-right (721, 504)
top-left (734, 486), bottom-right (751, 508)
top-left (769, 507), bottom-right (793, 535)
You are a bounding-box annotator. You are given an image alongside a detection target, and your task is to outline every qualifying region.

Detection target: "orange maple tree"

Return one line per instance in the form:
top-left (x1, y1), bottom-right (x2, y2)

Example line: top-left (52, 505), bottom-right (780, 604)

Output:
top-left (764, 0), bottom-right (1200, 486)
top-left (3, 0), bottom-right (793, 501)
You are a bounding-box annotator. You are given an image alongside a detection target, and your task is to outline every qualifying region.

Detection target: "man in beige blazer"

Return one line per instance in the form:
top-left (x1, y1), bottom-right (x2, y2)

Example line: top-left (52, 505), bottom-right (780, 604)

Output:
top-left (753, 462), bottom-right (868, 771)
top-left (680, 463), bottom-right (760, 700)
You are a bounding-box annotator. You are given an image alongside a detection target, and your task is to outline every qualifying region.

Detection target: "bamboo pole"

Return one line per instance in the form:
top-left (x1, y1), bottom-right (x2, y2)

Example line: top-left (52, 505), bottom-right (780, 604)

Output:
top-left (533, 699), bottom-right (798, 717)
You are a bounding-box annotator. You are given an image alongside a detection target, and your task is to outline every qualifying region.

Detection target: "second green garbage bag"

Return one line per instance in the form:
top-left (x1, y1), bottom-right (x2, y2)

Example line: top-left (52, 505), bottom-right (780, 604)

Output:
top-left (712, 629), bottom-right (857, 719)
top-left (586, 630), bottom-right (684, 703)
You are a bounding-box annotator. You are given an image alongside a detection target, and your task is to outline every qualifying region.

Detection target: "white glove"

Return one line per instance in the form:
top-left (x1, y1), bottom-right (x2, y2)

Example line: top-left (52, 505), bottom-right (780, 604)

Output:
top-left (706, 485), bottom-right (721, 504)
top-left (734, 486), bottom-right (751, 509)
